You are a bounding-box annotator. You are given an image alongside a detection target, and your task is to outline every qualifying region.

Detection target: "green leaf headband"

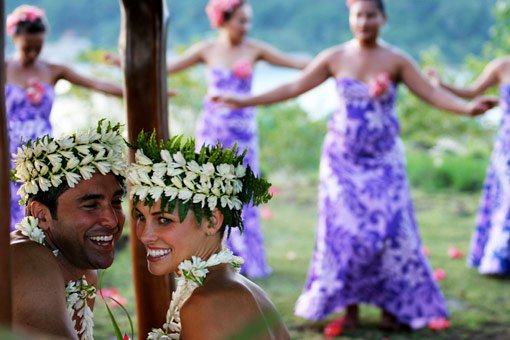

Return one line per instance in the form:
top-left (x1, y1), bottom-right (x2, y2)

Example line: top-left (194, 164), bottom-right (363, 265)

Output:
top-left (127, 131), bottom-right (272, 234)
top-left (11, 120), bottom-right (127, 205)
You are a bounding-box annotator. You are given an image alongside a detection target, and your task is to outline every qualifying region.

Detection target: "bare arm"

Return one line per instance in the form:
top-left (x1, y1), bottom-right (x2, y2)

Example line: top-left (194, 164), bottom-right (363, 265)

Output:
top-left (218, 48), bottom-right (332, 108)
top-left (400, 55), bottom-right (488, 115)
top-left (12, 244), bottom-right (77, 339)
top-left (255, 40), bottom-right (310, 70)
top-left (166, 41), bottom-right (207, 73)
top-left (56, 65), bottom-right (123, 97)
top-left (434, 59), bottom-right (501, 99)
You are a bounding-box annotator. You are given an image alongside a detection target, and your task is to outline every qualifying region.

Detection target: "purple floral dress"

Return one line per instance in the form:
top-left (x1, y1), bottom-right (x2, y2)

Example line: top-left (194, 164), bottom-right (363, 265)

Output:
top-left (196, 66), bottom-right (271, 279)
top-left (469, 84), bottom-right (510, 274)
top-left (6, 82), bottom-right (55, 231)
top-left (294, 78), bottom-right (448, 329)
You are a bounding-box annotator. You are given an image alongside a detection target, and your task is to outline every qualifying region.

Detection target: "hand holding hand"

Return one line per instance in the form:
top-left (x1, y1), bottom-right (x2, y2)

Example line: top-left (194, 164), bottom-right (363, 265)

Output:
top-left (468, 96), bottom-right (499, 116)
top-left (102, 52), bottom-right (122, 67)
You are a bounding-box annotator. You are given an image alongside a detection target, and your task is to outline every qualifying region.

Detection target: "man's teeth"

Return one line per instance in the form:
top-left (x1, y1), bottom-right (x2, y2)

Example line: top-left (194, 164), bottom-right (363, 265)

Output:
top-left (89, 235), bottom-right (113, 242)
top-left (148, 249), bottom-right (171, 257)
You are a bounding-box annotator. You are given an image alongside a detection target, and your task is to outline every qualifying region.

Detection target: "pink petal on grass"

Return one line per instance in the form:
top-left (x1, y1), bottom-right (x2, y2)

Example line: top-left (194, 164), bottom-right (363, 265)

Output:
top-left (422, 246), bottom-right (430, 257)
top-left (448, 246), bottom-right (464, 259)
top-left (428, 317), bottom-right (450, 331)
top-left (260, 205), bottom-right (274, 220)
top-left (433, 268), bottom-right (447, 281)
top-left (100, 287), bottom-right (128, 308)
top-left (268, 185), bottom-right (281, 197)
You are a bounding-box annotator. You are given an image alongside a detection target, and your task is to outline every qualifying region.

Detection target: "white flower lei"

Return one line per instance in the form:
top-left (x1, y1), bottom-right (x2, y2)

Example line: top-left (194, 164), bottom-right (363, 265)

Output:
top-left (12, 121), bottom-right (126, 205)
top-left (128, 149), bottom-right (245, 212)
top-left (15, 216), bottom-right (96, 340)
top-left (147, 248), bottom-right (244, 339)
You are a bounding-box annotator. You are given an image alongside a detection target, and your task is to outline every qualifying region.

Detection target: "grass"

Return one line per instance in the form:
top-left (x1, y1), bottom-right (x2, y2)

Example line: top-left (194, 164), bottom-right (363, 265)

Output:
top-left (93, 176), bottom-right (510, 339)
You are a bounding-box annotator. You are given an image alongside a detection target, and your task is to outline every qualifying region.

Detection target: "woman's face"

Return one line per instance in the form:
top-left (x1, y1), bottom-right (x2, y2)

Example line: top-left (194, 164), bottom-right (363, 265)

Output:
top-left (135, 200), bottom-right (213, 276)
top-left (13, 32), bottom-right (45, 66)
top-left (349, 1), bottom-right (386, 43)
top-left (222, 3), bottom-right (252, 40)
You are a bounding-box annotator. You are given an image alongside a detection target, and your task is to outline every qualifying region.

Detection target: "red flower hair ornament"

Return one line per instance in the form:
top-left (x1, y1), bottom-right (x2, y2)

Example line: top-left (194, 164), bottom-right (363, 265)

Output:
top-left (206, 0), bottom-right (242, 28)
top-left (6, 5), bottom-right (45, 36)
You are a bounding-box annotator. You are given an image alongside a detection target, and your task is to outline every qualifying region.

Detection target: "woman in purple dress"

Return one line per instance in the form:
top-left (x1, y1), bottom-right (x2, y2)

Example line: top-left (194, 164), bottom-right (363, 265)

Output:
top-left (216, 0), bottom-right (496, 331)
top-left (161, 0), bottom-right (309, 279)
top-left (430, 58), bottom-right (510, 275)
top-left (6, 5), bottom-right (123, 231)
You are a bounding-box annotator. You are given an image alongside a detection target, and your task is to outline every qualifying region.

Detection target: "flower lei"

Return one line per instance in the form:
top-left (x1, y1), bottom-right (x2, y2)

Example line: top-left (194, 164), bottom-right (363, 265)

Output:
top-left (205, 0), bottom-right (242, 28)
top-left (11, 120), bottom-right (126, 206)
top-left (15, 216), bottom-right (96, 340)
top-left (127, 132), bottom-right (271, 233)
top-left (147, 248), bottom-right (244, 339)
top-left (6, 5), bottom-right (46, 36)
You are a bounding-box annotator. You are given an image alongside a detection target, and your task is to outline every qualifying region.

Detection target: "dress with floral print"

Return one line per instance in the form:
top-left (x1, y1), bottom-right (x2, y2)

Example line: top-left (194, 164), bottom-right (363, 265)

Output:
top-left (294, 78), bottom-right (448, 329)
top-left (196, 65), bottom-right (271, 279)
top-left (6, 82), bottom-right (54, 231)
top-left (469, 83), bottom-right (510, 274)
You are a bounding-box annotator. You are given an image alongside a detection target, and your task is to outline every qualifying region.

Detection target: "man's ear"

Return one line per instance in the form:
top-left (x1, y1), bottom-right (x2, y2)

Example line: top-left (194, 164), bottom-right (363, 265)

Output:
top-left (29, 201), bottom-right (53, 231)
top-left (203, 208), bottom-right (224, 236)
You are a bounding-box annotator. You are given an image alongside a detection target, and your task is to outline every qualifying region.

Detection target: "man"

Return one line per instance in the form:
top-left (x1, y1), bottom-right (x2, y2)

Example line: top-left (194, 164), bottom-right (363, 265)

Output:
top-left (10, 120), bottom-right (127, 339)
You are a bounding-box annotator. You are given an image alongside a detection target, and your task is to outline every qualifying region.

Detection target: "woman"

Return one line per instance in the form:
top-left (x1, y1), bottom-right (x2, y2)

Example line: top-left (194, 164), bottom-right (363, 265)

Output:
top-left (6, 5), bottom-right (123, 231)
top-left (127, 133), bottom-right (289, 340)
top-left (165, 0), bottom-right (309, 279)
top-left (215, 0), bottom-right (496, 331)
top-left (429, 57), bottom-right (510, 275)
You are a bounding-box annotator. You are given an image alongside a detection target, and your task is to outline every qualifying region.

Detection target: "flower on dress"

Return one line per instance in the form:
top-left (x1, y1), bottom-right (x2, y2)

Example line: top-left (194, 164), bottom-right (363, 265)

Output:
top-left (368, 72), bottom-right (392, 97)
top-left (233, 59), bottom-right (252, 79)
top-left (205, 0), bottom-right (242, 28)
top-left (26, 78), bottom-right (45, 105)
top-left (6, 5), bottom-right (46, 36)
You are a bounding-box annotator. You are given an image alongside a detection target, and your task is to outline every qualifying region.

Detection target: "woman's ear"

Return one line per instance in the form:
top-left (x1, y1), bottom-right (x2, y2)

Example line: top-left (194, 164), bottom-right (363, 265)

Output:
top-left (203, 208), bottom-right (224, 236)
top-left (29, 201), bottom-right (53, 231)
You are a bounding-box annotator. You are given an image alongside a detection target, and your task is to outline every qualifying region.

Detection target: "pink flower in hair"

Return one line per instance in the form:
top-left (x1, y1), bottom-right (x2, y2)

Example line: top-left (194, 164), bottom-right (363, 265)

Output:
top-left (233, 59), bottom-right (252, 79)
top-left (205, 0), bottom-right (242, 28)
top-left (6, 5), bottom-right (46, 36)
top-left (346, 0), bottom-right (358, 8)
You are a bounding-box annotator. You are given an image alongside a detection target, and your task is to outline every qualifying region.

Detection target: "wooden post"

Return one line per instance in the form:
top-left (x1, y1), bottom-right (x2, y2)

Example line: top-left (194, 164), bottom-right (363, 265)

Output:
top-left (0, 0), bottom-right (12, 327)
top-left (119, 0), bottom-right (172, 337)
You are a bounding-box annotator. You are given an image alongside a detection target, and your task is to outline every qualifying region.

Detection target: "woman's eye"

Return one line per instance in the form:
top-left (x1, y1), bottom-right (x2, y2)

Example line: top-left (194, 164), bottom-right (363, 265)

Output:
top-left (135, 213), bottom-right (145, 222)
top-left (159, 217), bottom-right (172, 224)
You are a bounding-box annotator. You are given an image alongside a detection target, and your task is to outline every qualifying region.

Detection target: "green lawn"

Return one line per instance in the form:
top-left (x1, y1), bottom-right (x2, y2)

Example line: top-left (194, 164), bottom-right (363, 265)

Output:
top-left (94, 177), bottom-right (510, 339)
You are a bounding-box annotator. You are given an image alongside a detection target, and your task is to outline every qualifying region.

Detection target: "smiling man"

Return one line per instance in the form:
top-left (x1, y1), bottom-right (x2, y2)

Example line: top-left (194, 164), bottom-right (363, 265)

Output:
top-left (9, 120), bottom-right (127, 339)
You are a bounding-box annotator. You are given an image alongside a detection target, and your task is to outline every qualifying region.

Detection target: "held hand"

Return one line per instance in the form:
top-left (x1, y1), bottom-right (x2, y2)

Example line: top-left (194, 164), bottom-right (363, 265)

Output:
top-left (102, 52), bottom-right (122, 68)
top-left (425, 68), bottom-right (441, 87)
top-left (209, 94), bottom-right (247, 109)
top-left (468, 96), bottom-right (499, 117)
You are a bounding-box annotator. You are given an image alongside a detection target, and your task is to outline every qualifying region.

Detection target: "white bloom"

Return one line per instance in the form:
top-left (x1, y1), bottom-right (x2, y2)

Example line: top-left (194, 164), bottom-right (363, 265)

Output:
top-left (149, 186), bottom-right (164, 202)
top-left (172, 152), bottom-right (186, 166)
top-left (160, 149), bottom-right (172, 162)
top-left (64, 171), bottom-right (81, 187)
top-left (66, 157), bottom-right (80, 170)
top-left (217, 164), bottom-right (235, 180)
top-left (58, 136), bottom-right (75, 149)
top-left (50, 174), bottom-right (63, 187)
top-left (164, 187), bottom-right (179, 201)
top-left (38, 177), bottom-right (52, 192)
top-left (207, 196), bottom-right (218, 210)
top-left (136, 149), bottom-right (153, 165)
top-left (178, 188), bottom-right (193, 202)
top-left (171, 177), bottom-right (183, 189)
top-left (79, 165), bottom-right (96, 180)
top-left (235, 164), bottom-right (246, 177)
top-left (94, 161), bottom-right (112, 174)
top-left (202, 163), bottom-right (215, 177)
top-left (75, 145), bottom-right (90, 155)
top-left (192, 193), bottom-right (207, 207)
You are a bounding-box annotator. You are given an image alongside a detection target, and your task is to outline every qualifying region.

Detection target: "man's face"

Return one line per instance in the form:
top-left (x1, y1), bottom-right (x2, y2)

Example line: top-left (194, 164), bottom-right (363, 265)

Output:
top-left (46, 173), bottom-right (125, 270)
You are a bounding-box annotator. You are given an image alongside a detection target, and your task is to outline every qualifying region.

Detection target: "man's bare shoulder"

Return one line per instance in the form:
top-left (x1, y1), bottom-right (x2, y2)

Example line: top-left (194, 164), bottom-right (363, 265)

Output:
top-left (11, 239), bottom-right (63, 284)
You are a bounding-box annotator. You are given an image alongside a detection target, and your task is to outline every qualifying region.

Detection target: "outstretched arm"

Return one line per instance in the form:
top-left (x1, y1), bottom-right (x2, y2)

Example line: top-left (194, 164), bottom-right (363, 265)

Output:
top-left (166, 41), bottom-right (207, 74)
top-left (256, 40), bottom-right (310, 70)
top-left (400, 55), bottom-right (496, 116)
top-left (56, 65), bottom-right (123, 97)
top-left (217, 48), bottom-right (332, 108)
top-left (429, 58), bottom-right (501, 99)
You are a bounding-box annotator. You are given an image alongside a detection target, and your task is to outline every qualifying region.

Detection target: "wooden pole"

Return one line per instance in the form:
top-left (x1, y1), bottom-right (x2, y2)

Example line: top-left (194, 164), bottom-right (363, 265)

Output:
top-left (0, 0), bottom-right (12, 327)
top-left (119, 0), bottom-right (172, 337)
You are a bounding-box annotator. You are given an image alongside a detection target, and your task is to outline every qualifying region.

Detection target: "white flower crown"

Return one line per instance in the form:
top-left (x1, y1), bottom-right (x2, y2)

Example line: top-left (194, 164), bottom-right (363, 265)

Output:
top-left (127, 132), bottom-right (271, 232)
top-left (12, 120), bottom-right (127, 205)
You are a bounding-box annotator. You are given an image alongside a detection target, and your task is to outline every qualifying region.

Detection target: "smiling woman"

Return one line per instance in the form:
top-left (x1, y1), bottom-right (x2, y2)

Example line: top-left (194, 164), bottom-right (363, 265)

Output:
top-left (126, 132), bottom-right (289, 340)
